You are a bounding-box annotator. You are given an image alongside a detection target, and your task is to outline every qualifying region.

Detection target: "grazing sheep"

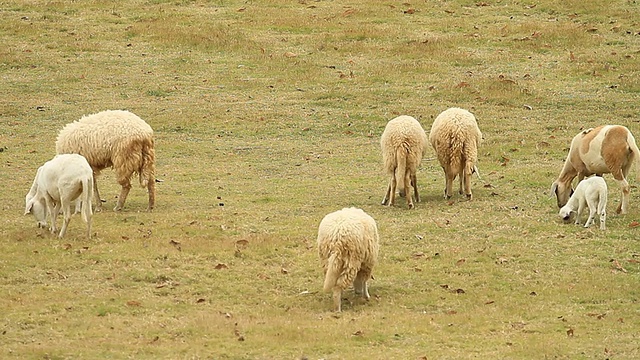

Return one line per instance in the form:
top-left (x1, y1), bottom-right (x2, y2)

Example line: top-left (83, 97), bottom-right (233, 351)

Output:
top-left (317, 207), bottom-right (379, 312)
top-left (380, 115), bottom-right (428, 209)
top-left (55, 110), bottom-right (156, 212)
top-left (551, 125), bottom-right (640, 214)
top-left (429, 107), bottom-right (482, 200)
top-left (559, 176), bottom-right (607, 230)
top-left (25, 154), bottom-right (93, 239)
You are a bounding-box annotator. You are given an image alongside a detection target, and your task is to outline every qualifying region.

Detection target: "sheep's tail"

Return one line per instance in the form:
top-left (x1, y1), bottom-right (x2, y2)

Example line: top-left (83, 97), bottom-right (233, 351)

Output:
top-left (139, 139), bottom-right (156, 188)
top-left (395, 145), bottom-right (408, 197)
top-left (628, 131), bottom-right (640, 182)
top-left (81, 175), bottom-right (93, 224)
top-left (323, 253), bottom-right (341, 293)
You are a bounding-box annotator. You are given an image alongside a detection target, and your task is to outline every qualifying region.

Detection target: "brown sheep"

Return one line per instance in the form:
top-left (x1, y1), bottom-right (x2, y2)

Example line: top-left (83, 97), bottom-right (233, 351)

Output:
top-left (551, 125), bottom-right (640, 214)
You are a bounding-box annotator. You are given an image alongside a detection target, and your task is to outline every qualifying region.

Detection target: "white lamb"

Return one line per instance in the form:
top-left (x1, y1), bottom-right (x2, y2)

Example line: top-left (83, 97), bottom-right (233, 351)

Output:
top-left (25, 154), bottom-right (94, 239)
top-left (559, 176), bottom-right (608, 230)
top-left (56, 110), bottom-right (156, 212)
top-left (380, 115), bottom-right (428, 209)
top-left (317, 207), bottom-right (379, 312)
top-left (429, 107), bottom-right (482, 200)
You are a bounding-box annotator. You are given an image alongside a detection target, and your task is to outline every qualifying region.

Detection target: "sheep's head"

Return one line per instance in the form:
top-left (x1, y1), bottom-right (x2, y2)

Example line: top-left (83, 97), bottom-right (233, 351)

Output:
top-left (25, 196), bottom-right (47, 228)
top-left (551, 180), bottom-right (574, 208)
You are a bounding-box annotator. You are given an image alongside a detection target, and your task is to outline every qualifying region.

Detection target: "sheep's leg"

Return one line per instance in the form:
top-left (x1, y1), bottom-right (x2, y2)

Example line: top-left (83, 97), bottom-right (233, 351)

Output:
top-left (354, 270), bottom-right (371, 300)
top-left (411, 173), bottom-right (420, 203)
top-left (444, 169), bottom-right (455, 199)
top-left (463, 168), bottom-right (473, 200)
top-left (382, 176), bottom-right (396, 206)
top-left (147, 177), bottom-right (156, 211)
top-left (114, 177), bottom-right (132, 211)
top-left (332, 288), bottom-right (342, 312)
top-left (405, 173), bottom-right (414, 209)
top-left (92, 175), bottom-right (103, 212)
top-left (613, 178), bottom-right (630, 214)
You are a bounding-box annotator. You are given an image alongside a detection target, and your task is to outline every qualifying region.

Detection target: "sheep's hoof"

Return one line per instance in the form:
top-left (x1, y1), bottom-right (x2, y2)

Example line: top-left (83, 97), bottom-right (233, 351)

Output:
top-left (466, 194), bottom-right (473, 200)
top-left (408, 203), bottom-right (415, 209)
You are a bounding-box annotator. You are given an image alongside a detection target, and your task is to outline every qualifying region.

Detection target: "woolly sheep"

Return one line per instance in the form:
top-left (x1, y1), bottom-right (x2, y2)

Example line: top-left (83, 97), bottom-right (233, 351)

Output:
top-left (317, 207), bottom-right (379, 312)
top-left (559, 176), bottom-right (607, 230)
top-left (380, 115), bottom-right (428, 209)
top-left (551, 125), bottom-right (640, 215)
top-left (429, 107), bottom-right (482, 200)
top-left (55, 110), bottom-right (156, 212)
top-left (25, 154), bottom-right (93, 239)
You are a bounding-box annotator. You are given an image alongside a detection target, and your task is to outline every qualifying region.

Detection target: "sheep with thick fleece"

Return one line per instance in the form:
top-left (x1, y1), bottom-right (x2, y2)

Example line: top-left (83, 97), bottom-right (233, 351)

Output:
top-left (56, 110), bottom-right (156, 212)
top-left (380, 115), bottom-right (428, 209)
top-left (551, 125), bottom-right (640, 215)
top-left (559, 176), bottom-right (608, 230)
top-left (317, 207), bottom-right (379, 312)
top-left (429, 107), bottom-right (482, 200)
top-left (25, 154), bottom-right (93, 239)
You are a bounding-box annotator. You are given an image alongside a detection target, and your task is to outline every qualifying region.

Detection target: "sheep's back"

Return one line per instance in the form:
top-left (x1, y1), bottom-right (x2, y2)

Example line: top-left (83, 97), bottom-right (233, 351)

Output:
top-left (55, 110), bottom-right (154, 169)
top-left (317, 208), bottom-right (379, 265)
top-left (430, 108), bottom-right (481, 163)
top-left (380, 116), bottom-right (428, 171)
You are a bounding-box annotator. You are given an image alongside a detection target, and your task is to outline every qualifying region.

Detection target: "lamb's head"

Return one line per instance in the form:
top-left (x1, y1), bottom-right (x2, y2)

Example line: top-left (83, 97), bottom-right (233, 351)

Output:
top-left (551, 180), bottom-right (574, 208)
top-left (25, 195), bottom-right (47, 228)
top-left (558, 206), bottom-right (573, 222)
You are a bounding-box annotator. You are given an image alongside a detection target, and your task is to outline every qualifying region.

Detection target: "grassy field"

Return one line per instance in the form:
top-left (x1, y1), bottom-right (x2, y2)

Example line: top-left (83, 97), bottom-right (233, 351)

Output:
top-left (1, 0), bottom-right (640, 359)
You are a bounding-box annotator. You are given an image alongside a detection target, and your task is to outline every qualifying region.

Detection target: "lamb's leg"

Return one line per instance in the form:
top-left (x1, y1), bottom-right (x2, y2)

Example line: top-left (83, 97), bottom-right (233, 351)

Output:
top-left (58, 201), bottom-right (72, 238)
top-left (584, 206), bottom-right (596, 228)
top-left (598, 191), bottom-right (607, 230)
top-left (114, 178), bottom-right (132, 211)
top-left (45, 197), bottom-right (58, 234)
top-left (575, 200), bottom-right (585, 226)
top-left (73, 198), bottom-right (82, 214)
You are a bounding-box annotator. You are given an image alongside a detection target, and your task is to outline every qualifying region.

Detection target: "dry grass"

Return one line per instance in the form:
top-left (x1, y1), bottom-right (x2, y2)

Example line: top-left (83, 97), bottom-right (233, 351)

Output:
top-left (2, 0), bottom-right (640, 359)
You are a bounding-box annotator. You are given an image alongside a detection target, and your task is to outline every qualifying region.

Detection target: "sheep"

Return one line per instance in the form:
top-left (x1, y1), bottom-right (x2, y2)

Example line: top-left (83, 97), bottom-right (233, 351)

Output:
top-left (24, 154), bottom-right (93, 239)
top-left (429, 107), bottom-right (482, 200)
top-left (551, 125), bottom-right (640, 215)
top-left (55, 110), bottom-right (156, 212)
top-left (380, 115), bottom-right (428, 209)
top-left (559, 176), bottom-right (608, 230)
top-left (317, 207), bottom-right (379, 312)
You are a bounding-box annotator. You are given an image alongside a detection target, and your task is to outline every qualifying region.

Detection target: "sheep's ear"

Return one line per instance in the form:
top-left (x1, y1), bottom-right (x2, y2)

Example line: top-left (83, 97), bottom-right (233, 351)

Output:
top-left (550, 182), bottom-right (558, 198)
